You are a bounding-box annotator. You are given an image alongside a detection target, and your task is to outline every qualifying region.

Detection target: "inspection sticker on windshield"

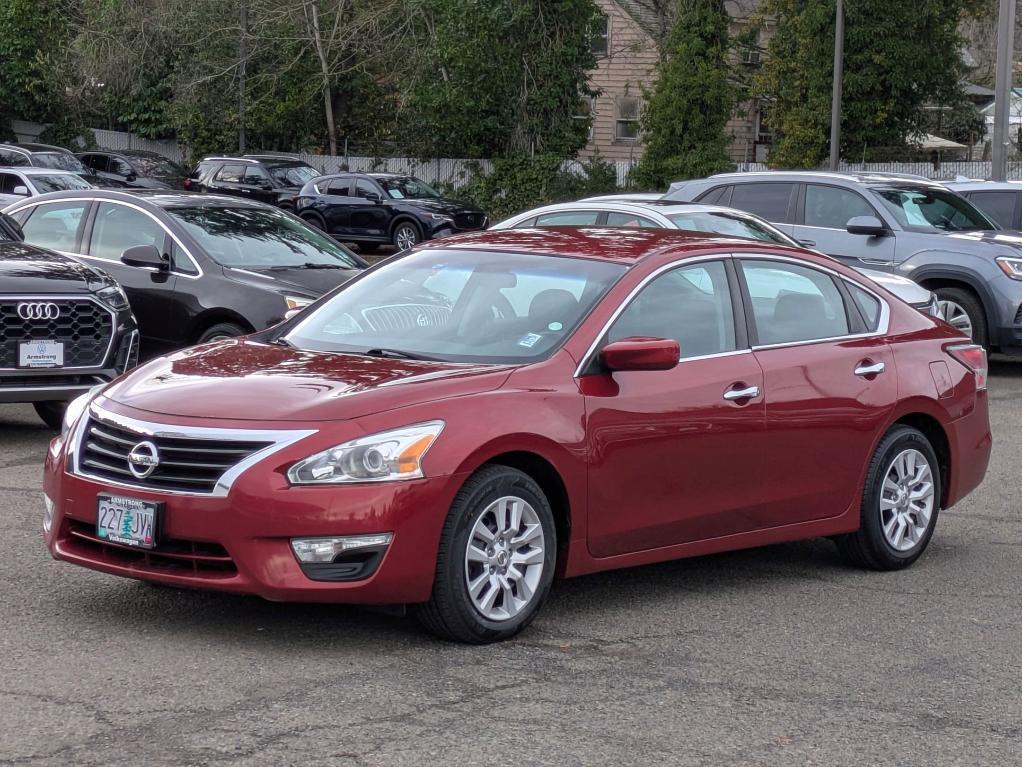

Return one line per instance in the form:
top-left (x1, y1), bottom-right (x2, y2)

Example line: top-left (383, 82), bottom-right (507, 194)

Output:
top-left (518, 333), bottom-right (543, 348)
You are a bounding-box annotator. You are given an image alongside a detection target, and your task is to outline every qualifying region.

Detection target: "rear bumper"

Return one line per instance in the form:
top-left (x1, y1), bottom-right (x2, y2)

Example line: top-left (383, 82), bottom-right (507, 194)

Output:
top-left (944, 390), bottom-right (992, 508)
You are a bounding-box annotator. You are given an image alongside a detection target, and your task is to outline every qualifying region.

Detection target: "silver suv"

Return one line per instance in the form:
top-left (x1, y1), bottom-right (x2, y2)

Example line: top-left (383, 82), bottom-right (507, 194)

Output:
top-left (667, 171), bottom-right (1022, 350)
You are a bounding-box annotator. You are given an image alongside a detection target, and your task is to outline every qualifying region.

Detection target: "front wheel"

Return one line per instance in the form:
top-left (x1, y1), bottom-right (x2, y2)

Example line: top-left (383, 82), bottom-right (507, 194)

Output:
top-left (415, 465), bottom-right (557, 643)
top-left (835, 425), bottom-right (941, 570)
top-left (197, 322), bottom-right (246, 344)
top-left (391, 221), bottom-right (420, 251)
top-left (33, 401), bottom-right (67, 430)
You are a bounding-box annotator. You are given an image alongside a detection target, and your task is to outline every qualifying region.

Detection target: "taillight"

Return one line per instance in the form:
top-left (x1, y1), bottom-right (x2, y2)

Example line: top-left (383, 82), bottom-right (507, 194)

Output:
top-left (945, 343), bottom-right (987, 390)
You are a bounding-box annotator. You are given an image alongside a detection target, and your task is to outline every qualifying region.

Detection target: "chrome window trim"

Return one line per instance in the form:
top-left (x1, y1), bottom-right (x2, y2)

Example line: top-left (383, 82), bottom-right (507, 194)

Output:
top-left (573, 254), bottom-right (739, 378)
top-left (11, 197), bottom-right (204, 280)
top-left (66, 402), bottom-right (318, 498)
top-left (735, 253), bottom-right (891, 349)
top-left (0, 294), bottom-right (117, 371)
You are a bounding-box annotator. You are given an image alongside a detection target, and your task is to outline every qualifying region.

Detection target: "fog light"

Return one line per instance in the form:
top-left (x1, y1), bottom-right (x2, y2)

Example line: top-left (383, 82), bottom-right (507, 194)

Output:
top-left (290, 533), bottom-right (393, 564)
top-left (42, 494), bottom-right (54, 534)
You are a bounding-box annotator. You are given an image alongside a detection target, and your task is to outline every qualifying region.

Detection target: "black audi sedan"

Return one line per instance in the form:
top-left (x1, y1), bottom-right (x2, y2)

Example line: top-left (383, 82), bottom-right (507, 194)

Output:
top-left (0, 212), bottom-right (138, 429)
top-left (295, 173), bottom-right (487, 250)
top-left (2, 191), bottom-right (366, 359)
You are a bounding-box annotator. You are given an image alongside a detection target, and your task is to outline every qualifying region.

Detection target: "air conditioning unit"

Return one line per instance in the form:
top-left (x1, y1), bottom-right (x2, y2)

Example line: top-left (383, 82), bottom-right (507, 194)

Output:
top-left (741, 49), bottom-right (762, 66)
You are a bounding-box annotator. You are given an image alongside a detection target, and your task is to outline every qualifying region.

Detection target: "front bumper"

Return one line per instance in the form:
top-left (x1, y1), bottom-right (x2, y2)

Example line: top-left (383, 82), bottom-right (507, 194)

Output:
top-left (43, 422), bottom-right (463, 604)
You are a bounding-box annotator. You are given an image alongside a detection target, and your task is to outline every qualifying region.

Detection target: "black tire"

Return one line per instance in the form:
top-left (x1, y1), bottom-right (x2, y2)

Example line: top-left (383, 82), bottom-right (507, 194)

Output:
top-left (415, 465), bottom-right (557, 643)
top-left (300, 212), bottom-right (326, 230)
top-left (934, 286), bottom-right (987, 348)
top-left (835, 425), bottom-right (942, 571)
top-left (391, 220), bottom-right (421, 251)
top-left (197, 322), bottom-right (247, 344)
top-left (33, 401), bottom-right (67, 431)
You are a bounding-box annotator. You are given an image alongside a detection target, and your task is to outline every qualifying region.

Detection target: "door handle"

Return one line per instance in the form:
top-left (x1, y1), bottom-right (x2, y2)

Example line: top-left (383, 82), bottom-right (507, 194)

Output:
top-left (723, 384), bottom-right (760, 401)
top-left (854, 361), bottom-right (885, 377)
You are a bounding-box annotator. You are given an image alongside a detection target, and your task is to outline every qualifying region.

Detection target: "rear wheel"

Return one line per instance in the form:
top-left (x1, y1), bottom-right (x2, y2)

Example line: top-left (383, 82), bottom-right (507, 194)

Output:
top-left (197, 322), bottom-right (246, 344)
top-left (33, 401), bottom-right (67, 431)
top-left (835, 425), bottom-right (941, 570)
top-left (934, 286), bottom-right (987, 347)
top-left (300, 212), bottom-right (326, 231)
top-left (415, 465), bottom-right (556, 643)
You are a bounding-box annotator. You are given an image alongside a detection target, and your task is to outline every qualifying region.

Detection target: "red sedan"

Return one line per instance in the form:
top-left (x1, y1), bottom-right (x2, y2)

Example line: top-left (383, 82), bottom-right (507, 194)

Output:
top-left (42, 228), bottom-right (991, 643)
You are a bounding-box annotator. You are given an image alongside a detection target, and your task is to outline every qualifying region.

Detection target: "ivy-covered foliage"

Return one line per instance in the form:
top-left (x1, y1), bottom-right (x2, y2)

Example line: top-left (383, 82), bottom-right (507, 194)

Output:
top-left (632, 0), bottom-right (735, 189)
top-left (756, 0), bottom-right (981, 166)
top-left (403, 0), bottom-right (600, 158)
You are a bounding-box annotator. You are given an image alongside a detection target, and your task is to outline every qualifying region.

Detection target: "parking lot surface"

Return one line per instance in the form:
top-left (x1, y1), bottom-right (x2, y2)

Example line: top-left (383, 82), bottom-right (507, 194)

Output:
top-left (1, 364), bottom-right (1020, 767)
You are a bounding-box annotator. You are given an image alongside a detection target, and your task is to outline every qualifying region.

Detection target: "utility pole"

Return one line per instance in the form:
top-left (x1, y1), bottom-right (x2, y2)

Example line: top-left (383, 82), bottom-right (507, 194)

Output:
top-left (828, 0), bottom-right (844, 171)
top-left (992, 0), bottom-right (1016, 181)
top-left (238, 0), bottom-right (248, 154)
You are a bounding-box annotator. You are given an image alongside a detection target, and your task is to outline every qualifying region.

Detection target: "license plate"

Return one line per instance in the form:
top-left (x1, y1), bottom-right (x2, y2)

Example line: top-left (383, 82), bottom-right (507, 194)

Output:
top-left (19, 340), bottom-right (64, 368)
top-left (96, 494), bottom-right (160, 549)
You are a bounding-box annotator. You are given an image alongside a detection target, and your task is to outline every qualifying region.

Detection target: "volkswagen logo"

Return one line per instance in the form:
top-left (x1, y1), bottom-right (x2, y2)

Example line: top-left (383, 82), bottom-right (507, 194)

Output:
top-left (126, 441), bottom-right (160, 479)
top-left (16, 302), bottom-right (60, 321)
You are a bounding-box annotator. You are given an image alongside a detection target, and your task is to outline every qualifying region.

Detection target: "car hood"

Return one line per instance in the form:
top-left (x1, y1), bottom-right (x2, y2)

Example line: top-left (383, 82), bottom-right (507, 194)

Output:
top-left (854, 267), bottom-right (931, 304)
top-left (0, 242), bottom-right (106, 293)
top-left (945, 229), bottom-right (1022, 253)
top-left (402, 198), bottom-right (483, 215)
top-left (102, 339), bottom-right (514, 422)
top-left (224, 265), bottom-right (362, 297)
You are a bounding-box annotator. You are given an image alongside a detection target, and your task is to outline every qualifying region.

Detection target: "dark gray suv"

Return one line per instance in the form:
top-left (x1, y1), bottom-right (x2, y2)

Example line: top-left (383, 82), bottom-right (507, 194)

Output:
top-left (666, 171), bottom-right (1022, 351)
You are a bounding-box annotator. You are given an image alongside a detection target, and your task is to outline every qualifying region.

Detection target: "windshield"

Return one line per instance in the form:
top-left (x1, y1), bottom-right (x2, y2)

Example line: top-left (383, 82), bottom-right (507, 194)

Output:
top-left (268, 164), bottom-right (319, 187)
top-left (378, 176), bottom-right (440, 200)
top-left (872, 187), bottom-right (995, 232)
top-left (167, 206), bottom-right (363, 269)
top-left (32, 152), bottom-right (87, 173)
top-left (667, 211), bottom-right (798, 245)
top-left (130, 155), bottom-right (185, 177)
top-left (285, 248), bottom-right (626, 363)
top-left (29, 174), bottom-right (92, 193)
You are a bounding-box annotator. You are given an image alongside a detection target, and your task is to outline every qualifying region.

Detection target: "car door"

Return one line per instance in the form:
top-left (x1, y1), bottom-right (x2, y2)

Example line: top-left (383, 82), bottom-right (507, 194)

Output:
top-left (243, 165), bottom-right (276, 204)
top-left (738, 256), bottom-right (897, 526)
top-left (583, 258), bottom-right (771, 557)
top-left (721, 182), bottom-right (798, 237)
top-left (18, 200), bottom-right (90, 256)
top-left (319, 176), bottom-right (354, 235)
top-left (83, 201), bottom-right (182, 355)
top-left (795, 183), bottom-right (897, 266)
top-left (351, 178), bottom-right (391, 240)
top-left (206, 163), bottom-right (248, 200)
top-left (107, 155), bottom-right (139, 187)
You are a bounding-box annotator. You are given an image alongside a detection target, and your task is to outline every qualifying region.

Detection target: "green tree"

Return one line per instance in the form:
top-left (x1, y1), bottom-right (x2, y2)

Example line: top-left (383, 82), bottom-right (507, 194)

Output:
top-left (403, 0), bottom-right (599, 158)
top-left (757, 0), bottom-right (981, 167)
top-left (632, 0), bottom-right (735, 189)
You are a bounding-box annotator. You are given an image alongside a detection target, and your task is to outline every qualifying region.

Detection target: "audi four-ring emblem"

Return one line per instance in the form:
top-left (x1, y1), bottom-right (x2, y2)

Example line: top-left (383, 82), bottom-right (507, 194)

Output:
top-left (16, 302), bottom-right (60, 320)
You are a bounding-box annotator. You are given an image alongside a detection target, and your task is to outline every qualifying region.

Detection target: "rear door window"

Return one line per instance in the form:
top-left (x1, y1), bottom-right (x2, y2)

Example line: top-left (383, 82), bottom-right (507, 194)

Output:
top-left (696, 186), bottom-right (731, 205)
top-left (534, 211), bottom-right (601, 226)
top-left (244, 165), bottom-right (272, 186)
top-left (729, 183), bottom-right (795, 223)
top-left (215, 164), bottom-right (246, 183)
top-left (605, 211), bottom-right (659, 227)
top-left (326, 178), bottom-right (350, 195)
top-left (20, 201), bottom-right (89, 252)
top-left (740, 259), bottom-right (851, 345)
top-left (965, 191), bottom-right (1017, 229)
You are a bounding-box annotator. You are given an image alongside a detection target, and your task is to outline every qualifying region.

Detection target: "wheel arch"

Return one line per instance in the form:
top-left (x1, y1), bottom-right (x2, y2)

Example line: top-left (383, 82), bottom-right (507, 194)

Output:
top-left (908, 265), bottom-right (998, 335)
top-left (188, 308), bottom-right (255, 342)
top-left (877, 402), bottom-right (953, 509)
top-left (389, 214), bottom-right (423, 238)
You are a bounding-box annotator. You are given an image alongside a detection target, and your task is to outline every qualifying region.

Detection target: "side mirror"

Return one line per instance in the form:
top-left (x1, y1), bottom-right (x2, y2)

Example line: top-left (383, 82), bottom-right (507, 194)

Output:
top-left (600, 337), bottom-right (680, 372)
top-left (846, 215), bottom-right (888, 237)
top-left (121, 244), bottom-right (169, 271)
top-left (124, 173), bottom-right (137, 183)
top-left (11, 185), bottom-right (29, 197)
top-left (364, 192), bottom-right (382, 203)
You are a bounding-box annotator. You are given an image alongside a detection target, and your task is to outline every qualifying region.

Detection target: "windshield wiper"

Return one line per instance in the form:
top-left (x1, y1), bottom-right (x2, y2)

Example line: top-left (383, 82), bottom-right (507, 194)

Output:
top-left (263, 262), bottom-right (347, 271)
top-left (364, 348), bottom-right (436, 361)
top-left (268, 336), bottom-right (297, 348)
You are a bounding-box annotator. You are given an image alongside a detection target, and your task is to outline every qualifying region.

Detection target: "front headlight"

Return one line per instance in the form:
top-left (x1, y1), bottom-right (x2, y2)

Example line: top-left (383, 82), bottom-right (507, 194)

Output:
top-left (996, 256), bottom-right (1022, 280)
top-left (62, 383), bottom-right (105, 437)
top-left (95, 284), bottom-right (129, 311)
top-left (285, 295), bottom-right (314, 312)
top-left (429, 213), bottom-right (453, 222)
top-left (287, 421), bottom-right (444, 485)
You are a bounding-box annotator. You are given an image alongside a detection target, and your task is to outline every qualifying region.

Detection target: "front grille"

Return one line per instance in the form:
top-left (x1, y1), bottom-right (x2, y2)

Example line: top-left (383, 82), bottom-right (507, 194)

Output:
top-left (79, 416), bottom-right (273, 494)
top-left (64, 519), bottom-right (237, 577)
top-left (1014, 304), bottom-right (1022, 325)
top-left (454, 212), bottom-right (485, 230)
top-left (360, 303), bottom-right (451, 331)
top-left (0, 298), bottom-right (113, 368)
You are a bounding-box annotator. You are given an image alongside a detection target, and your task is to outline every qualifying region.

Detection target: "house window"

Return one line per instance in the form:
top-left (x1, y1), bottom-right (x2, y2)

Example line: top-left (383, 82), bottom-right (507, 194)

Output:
top-left (755, 105), bottom-right (774, 144)
top-left (591, 14), bottom-right (609, 57)
top-left (574, 97), bottom-right (596, 142)
top-left (615, 97), bottom-right (640, 141)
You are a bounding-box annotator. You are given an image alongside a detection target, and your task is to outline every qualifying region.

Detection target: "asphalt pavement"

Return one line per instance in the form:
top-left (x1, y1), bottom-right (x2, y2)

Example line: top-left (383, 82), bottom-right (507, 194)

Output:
top-left (1, 362), bottom-right (1020, 766)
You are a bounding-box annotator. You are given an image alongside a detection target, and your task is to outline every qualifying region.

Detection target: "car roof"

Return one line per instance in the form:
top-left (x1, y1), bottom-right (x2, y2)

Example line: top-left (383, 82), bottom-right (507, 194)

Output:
top-left (698, 170), bottom-right (946, 187)
top-left (945, 179), bottom-right (1022, 190)
top-left (418, 226), bottom-right (794, 264)
top-left (83, 148), bottom-right (170, 160)
top-left (5, 188), bottom-right (272, 210)
top-left (201, 154), bottom-right (312, 167)
top-left (495, 200), bottom-right (753, 223)
top-left (0, 167), bottom-right (81, 176)
top-left (2, 142), bottom-right (70, 154)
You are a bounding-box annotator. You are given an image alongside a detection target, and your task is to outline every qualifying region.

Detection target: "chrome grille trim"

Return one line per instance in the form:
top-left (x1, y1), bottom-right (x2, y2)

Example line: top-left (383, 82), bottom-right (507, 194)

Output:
top-left (0, 294), bottom-right (116, 371)
top-left (67, 402), bottom-right (317, 497)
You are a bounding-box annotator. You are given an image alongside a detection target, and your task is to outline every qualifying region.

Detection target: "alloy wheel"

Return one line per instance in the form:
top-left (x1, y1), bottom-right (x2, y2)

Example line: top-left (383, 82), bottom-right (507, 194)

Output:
top-left (937, 299), bottom-right (973, 339)
top-left (394, 225), bottom-right (418, 250)
top-left (464, 495), bottom-right (546, 621)
top-left (879, 448), bottom-right (935, 552)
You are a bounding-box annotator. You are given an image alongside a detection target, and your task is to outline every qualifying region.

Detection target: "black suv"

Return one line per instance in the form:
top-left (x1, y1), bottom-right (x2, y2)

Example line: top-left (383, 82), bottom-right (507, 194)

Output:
top-left (295, 173), bottom-right (487, 250)
top-left (0, 212), bottom-right (138, 429)
top-left (3, 190), bottom-right (365, 359)
top-left (184, 155), bottom-right (321, 210)
top-left (0, 142), bottom-right (127, 189)
top-left (77, 149), bottom-right (187, 190)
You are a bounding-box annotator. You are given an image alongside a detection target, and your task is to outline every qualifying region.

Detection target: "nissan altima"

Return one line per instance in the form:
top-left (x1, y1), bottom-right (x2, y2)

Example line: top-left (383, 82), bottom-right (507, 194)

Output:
top-left (43, 228), bottom-right (991, 643)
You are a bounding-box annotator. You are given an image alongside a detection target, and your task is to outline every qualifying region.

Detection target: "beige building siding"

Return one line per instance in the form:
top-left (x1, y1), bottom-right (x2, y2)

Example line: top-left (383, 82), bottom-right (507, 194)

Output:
top-left (583, 0), bottom-right (770, 169)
